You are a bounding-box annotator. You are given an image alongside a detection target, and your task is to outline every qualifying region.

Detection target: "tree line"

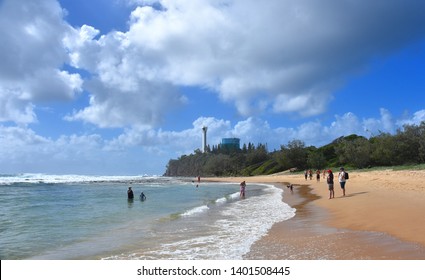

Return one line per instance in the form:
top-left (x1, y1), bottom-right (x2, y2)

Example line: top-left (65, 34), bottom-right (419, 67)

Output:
top-left (164, 121), bottom-right (425, 177)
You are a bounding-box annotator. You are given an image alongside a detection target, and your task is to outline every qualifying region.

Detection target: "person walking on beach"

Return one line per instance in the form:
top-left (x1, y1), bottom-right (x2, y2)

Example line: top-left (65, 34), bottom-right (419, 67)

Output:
top-left (240, 181), bottom-right (246, 199)
top-left (316, 170), bottom-right (321, 182)
top-left (327, 170), bottom-right (334, 199)
top-left (338, 167), bottom-right (347, 196)
top-left (127, 187), bottom-right (134, 199)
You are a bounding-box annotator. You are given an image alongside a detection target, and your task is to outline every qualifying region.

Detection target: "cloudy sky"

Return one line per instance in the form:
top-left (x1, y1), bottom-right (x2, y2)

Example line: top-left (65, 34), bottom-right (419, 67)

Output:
top-left (1, 0), bottom-right (425, 175)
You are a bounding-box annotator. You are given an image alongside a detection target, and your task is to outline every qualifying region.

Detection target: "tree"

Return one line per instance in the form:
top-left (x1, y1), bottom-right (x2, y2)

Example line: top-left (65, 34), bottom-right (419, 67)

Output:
top-left (370, 133), bottom-right (397, 166)
top-left (335, 136), bottom-right (371, 168)
top-left (307, 150), bottom-right (326, 169)
top-left (418, 122), bottom-right (425, 163)
top-left (280, 140), bottom-right (308, 170)
top-left (164, 127), bottom-right (425, 177)
top-left (203, 154), bottom-right (231, 176)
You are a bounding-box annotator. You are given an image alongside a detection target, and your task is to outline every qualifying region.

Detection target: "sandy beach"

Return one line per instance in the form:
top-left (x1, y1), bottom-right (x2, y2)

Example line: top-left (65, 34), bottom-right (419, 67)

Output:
top-left (204, 169), bottom-right (425, 259)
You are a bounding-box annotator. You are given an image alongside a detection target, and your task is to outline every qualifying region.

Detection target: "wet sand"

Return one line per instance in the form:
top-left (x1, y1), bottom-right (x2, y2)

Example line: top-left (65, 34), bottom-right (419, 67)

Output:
top-left (204, 170), bottom-right (425, 259)
top-left (244, 184), bottom-right (425, 259)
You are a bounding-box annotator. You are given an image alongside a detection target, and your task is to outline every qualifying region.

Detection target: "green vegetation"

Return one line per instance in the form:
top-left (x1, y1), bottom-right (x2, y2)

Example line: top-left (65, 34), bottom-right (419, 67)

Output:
top-left (164, 122), bottom-right (425, 177)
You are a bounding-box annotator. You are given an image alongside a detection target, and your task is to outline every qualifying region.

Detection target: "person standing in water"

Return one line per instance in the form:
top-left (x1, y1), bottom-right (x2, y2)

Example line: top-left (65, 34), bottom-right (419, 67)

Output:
top-left (127, 187), bottom-right (134, 199)
top-left (240, 181), bottom-right (246, 199)
top-left (140, 192), bottom-right (146, 201)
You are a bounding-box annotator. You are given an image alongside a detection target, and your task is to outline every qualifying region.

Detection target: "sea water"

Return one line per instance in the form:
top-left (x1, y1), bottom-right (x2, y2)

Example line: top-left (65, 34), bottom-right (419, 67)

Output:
top-left (0, 174), bottom-right (295, 260)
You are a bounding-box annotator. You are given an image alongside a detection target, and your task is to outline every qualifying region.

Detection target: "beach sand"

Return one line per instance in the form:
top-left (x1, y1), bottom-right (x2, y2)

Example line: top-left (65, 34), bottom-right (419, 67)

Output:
top-left (204, 169), bottom-right (425, 259)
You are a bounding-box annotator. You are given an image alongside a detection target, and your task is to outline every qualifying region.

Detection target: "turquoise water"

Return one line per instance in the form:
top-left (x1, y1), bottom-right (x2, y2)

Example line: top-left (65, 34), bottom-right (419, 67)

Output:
top-left (0, 174), bottom-right (295, 260)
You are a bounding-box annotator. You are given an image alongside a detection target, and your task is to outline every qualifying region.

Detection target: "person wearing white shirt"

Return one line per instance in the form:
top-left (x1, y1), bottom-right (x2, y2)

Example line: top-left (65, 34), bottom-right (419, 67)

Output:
top-left (338, 167), bottom-right (347, 196)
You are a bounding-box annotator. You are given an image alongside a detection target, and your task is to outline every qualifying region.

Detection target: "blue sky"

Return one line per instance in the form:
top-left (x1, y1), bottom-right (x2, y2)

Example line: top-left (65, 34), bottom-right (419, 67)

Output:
top-left (1, 0), bottom-right (425, 175)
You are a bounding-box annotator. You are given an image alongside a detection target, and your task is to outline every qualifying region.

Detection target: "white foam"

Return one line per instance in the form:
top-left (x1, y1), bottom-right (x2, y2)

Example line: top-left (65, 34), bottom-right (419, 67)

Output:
top-left (215, 197), bottom-right (227, 205)
top-left (181, 205), bottom-right (209, 217)
top-left (215, 191), bottom-right (239, 205)
top-left (0, 173), bottom-right (162, 185)
top-left (147, 184), bottom-right (296, 259)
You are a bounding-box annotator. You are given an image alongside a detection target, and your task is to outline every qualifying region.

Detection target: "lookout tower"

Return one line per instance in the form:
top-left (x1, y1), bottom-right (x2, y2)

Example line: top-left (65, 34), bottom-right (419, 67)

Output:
top-left (202, 126), bottom-right (208, 153)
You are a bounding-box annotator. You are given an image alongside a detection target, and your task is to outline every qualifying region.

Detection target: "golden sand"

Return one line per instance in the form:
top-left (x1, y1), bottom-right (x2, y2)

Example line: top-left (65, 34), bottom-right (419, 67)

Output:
top-left (203, 170), bottom-right (425, 259)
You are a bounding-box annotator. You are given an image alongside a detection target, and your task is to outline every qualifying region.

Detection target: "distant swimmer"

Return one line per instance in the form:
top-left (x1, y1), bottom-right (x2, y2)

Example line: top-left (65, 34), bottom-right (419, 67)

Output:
top-left (140, 192), bottom-right (146, 201)
top-left (127, 187), bottom-right (134, 199)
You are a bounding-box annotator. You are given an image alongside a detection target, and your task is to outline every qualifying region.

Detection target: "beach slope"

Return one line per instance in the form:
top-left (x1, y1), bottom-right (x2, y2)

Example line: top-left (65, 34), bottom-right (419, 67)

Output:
top-left (204, 169), bottom-right (425, 259)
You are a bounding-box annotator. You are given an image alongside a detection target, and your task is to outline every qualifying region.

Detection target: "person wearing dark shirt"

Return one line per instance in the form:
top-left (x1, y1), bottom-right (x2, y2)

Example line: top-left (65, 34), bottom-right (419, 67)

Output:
top-left (127, 187), bottom-right (134, 199)
top-left (327, 170), bottom-right (334, 199)
top-left (140, 192), bottom-right (146, 201)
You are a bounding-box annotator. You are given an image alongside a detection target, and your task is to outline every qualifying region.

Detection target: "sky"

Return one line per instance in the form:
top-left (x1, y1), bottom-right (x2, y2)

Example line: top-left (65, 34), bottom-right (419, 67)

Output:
top-left (1, 0), bottom-right (425, 175)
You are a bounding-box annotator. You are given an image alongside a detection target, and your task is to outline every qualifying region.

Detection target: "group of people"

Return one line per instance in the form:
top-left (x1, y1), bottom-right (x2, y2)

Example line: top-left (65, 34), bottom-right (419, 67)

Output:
top-left (304, 169), bottom-right (325, 182)
top-left (127, 187), bottom-right (146, 201)
top-left (326, 167), bottom-right (347, 199)
top-left (304, 167), bottom-right (348, 199)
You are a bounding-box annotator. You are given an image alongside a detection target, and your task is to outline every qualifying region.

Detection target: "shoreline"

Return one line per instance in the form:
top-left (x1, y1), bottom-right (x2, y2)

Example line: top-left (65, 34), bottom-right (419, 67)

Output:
top-left (203, 170), bottom-right (425, 259)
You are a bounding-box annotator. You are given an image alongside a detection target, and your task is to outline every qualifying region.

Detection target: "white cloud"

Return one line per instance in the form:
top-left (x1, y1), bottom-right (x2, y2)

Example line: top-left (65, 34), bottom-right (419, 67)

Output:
top-left (1, 108), bottom-right (424, 174)
top-left (105, 117), bottom-right (232, 155)
top-left (363, 108), bottom-right (396, 136)
top-left (63, 0), bottom-right (425, 127)
top-left (0, 0), bottom-right (83, 124)
top-left (397, 109), bottom-right (425, 126)
top-left (0, 89), bottom-right (36, 123)
top-left (1, 1), bottom-right (425, 175)
top-left (2, 0), bottom-right (425, 128)
top-left (104, 108), bottom-right (425, 157)
top-left (64, 78), bottom-right (182, 128)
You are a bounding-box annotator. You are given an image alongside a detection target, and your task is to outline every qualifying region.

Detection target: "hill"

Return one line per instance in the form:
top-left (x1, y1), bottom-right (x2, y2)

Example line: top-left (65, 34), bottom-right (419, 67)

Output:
top-left (164, 122), bottom-right (425, 177)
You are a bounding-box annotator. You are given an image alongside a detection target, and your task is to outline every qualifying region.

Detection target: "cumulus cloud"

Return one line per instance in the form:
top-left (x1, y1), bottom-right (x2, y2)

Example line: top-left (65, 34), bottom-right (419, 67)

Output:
top-left (2, 0), bottom-right (425, 127)
top-left (0, 0), bottom-right (83, 124)
top-left (63, 23), bottom-right (187, 128)
top-left (1, 108), bottom-right (424, 174)
top-left (2, 0), bottom-right (425, 175)
top-left (397, 109), bottom-right (425, 127)
top-left (107, 108), bottom-right (425, 155)
top-left (60, 0), bottom-right (425, 127)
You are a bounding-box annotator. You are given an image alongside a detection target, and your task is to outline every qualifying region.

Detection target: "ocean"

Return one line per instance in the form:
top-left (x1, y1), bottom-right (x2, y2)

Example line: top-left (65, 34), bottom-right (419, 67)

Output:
top-left (0, 174), bottom-right (295, 260)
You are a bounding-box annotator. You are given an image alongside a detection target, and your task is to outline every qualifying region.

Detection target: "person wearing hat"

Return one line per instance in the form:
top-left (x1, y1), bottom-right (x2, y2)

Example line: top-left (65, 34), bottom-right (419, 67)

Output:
top-left (338, 167), bottom-right (347, 196)
top-left (326, 169), bottom-right (334, 199)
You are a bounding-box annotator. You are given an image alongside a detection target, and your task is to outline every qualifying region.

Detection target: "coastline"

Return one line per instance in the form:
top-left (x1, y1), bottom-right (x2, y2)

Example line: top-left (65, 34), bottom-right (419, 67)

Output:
top-left (203, 170), bottom-right (425, 259)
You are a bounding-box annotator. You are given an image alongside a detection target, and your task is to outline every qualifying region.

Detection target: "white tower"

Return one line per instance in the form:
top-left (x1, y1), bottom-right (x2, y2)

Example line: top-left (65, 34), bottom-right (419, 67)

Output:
top-left (202, 126), bottom-right (208, 153)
